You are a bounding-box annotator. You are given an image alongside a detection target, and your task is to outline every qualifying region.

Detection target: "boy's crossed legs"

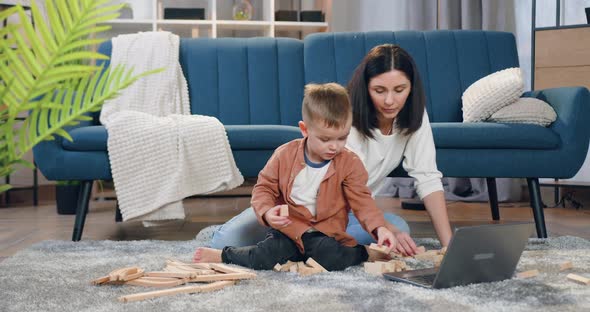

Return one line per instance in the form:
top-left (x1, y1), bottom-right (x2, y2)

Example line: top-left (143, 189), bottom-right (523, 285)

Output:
top-left (195, 229), bottom-right (372, 271)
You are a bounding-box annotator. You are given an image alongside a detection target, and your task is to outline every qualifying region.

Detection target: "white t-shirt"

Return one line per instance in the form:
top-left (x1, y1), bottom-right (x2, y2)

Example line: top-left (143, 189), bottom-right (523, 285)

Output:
top-left (345, 112), bottom-right (443, 199)
top-left (290, 154), bottom-right (331, 217)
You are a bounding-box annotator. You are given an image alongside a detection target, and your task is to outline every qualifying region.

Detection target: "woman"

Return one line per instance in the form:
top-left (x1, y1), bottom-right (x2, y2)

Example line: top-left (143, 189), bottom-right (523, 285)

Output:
top-left (210, 44), bottom-right (452, 255)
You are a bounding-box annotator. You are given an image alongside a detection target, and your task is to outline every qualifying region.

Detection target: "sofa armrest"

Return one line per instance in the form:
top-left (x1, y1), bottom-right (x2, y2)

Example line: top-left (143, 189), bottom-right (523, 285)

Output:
top-left (523, 87), bottom-right (589, 143)
top-left (523, 86), bottom-right (590, 170)
top-left (32, 111), bottom-right (97, 181)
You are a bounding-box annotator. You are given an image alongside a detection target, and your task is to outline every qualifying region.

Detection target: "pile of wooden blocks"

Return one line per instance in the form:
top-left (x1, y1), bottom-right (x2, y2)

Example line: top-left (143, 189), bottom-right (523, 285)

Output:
top-left (273, 257), bottom-right (328, 276)
top-left (273, 207), bottom-right (329, 276)
top-left (516, 261), bottom-right (590, 285)
top-left (364, 243), bottom-right (447, 276)
top-left (91, 259), bottom-right (256, 302)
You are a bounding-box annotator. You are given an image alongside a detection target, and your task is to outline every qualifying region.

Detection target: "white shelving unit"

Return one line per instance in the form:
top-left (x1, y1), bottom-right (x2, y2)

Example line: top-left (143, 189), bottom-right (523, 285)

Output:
top-left (101, 0), bottom-right (330, 39)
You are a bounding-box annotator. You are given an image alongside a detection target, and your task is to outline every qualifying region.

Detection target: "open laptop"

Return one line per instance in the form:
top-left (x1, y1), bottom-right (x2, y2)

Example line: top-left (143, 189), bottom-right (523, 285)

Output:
top-left (383, 222), bottom-right (534, 289)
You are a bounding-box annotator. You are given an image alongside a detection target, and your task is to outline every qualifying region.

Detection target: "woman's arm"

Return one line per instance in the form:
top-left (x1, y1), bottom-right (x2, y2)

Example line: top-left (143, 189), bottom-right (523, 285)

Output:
top-left (422, 190), bottom-right (452, 247)
top-left (402, 113), bottom-right (453, 246)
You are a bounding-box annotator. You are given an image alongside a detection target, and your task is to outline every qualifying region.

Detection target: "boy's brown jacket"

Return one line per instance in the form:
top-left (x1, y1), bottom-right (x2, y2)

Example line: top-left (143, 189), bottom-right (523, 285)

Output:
top-left (251, 138), bottom-right (386, 252)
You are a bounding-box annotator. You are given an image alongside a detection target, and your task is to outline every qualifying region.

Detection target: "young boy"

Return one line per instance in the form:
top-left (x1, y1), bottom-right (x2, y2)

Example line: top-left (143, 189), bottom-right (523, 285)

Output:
top-left (194, 83), bottom-right (396, 271)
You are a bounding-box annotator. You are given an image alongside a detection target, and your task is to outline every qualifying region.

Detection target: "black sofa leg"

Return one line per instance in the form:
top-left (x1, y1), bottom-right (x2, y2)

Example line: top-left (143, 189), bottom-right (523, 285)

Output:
top-left (72, 180), bottom-right (93, 241)
top-left (486, 178), bottom-right (500, 221)
top-left (527, 178), bottom-right (548, 238)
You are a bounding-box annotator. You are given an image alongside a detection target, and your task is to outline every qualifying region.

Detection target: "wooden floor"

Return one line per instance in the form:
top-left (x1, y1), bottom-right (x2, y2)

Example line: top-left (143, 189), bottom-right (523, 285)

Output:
top-left (1, 185), bottom-right (589, 263)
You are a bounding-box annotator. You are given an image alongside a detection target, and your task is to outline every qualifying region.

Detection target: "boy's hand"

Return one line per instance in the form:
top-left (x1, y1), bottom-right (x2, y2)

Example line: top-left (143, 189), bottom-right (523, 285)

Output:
top-left (375, 226), bottom-right (396, 254)
top-left (391, 232), bottom-right (419, 256)
top-left (263, 204), bottom-right (292, 229)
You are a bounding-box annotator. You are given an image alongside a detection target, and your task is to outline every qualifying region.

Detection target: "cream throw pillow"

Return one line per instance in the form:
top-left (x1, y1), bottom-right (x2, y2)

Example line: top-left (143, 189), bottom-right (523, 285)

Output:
top-left (489, 97), bottom-right (557, 126)
top-left (462, 67), bottom-right (524, 122)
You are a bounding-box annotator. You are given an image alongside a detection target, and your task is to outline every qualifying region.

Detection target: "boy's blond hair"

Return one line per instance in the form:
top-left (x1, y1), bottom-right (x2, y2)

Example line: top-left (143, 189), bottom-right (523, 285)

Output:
top-left (302, 83), bottom-right (351, 129)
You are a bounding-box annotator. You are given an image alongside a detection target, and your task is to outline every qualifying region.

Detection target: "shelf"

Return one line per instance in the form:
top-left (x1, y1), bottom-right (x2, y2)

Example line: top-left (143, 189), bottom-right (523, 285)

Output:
top-left (156, 19), bottom-right (213, 26)
top-left (102, 0), bottom-right (330, 38)
top-left (108, 19), bottom-right (154, 24)
top-left (274, 21), bottom-right (328, 32)
top-left (216, 20), bottom-right (272, 31)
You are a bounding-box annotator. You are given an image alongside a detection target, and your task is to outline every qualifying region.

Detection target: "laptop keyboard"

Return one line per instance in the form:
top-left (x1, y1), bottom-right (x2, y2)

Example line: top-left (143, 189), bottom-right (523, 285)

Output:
top-left (406, 274), bottom-right (437, 286)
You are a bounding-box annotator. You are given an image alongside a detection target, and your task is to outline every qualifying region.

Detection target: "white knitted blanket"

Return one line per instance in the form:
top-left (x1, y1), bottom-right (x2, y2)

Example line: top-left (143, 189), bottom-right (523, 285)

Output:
top-left (100, 32), bottom-right (243, 223)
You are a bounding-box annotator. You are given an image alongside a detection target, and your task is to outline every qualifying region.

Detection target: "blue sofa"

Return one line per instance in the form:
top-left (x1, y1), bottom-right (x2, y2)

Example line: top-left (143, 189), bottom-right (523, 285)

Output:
top-left (33, 30), bottom-right (590, 241)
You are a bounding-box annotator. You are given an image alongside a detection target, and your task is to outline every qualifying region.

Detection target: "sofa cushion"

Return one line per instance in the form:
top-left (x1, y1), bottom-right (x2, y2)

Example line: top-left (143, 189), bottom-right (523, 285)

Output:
top-left (63, 125), bottom-right (302, 152)
top-left (432, 123), bottom-right (560, 149)
top-left (489, 97), bottom-right (557, 126)
top-left (462, 67), bottom-right (524, 122)
top-left (225, 125), bottom-right (302, 150)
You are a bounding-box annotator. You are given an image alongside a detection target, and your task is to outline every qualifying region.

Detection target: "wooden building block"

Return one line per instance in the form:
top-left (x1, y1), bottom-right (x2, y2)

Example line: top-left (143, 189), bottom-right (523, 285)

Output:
top-left (516, 269), bottom-right (539, 279)
top-left (164, 267), bottom-right (216, 275)
top-left (364, 262), bottom-right (384, 276)
top-left (167, 259), bottom-right (211, 271)
top-left (389, 260), bottom-right (407, 272)
top-left (298, 265), bottom-right (320, 276)
top-left (273, 263), bottom-right (282, 272)
top-left (559, 261), bottom-right (573, 271)
top-left (413, 251), bottom-right (440, 261)
top-left (144, 271), bottom-right (195, 279)
top-left (439, 247), bottom-right (447, 255)
top-left (566, 273), bottom-right (590, 285)
top-left (433, 255), bottom-right (444, 267)
top-left (305, 257), bottom-right (327, 273)
top-left (416, 246), bottom-right (426, 254)
top-left (295, 262), bottom-right (312, 275)
top-left (369, 243), bottom-right (389, 254)
top-left (279, 261), bottom-right (297, 272)
top-left (125, 276), bottom-right (187, 288)
top-left (190, 272), bottom-right (256, 282)
top-left (279, 204), bottom-right (289, 217)
top-left (118, 280), bottom-right (235, 303)
top-left (108, 267), bottom-right (144, 282)
top-left (376, 261), bottom-right (396, 273)
top-left (91, 275), bottom-right (110, 285)
top-left (210, 263), bottom-right (252, 275)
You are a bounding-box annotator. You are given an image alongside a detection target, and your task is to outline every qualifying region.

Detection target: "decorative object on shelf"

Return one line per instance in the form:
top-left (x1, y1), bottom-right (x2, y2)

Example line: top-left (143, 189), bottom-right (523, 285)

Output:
top-left (0, 0), bottom-right (160, 194)
top-left (232, 0), bottom-right (253, 20)
top-left (56, 181), bottom-right (81, 215)
top-left (300, 10), bottom-right (324, 22)
top-left (275, 10), bottom-right (297, 21)
top-left (118, 3), bottom-right (133, 19)
top-left (164, 8), bottom-right (205, 20)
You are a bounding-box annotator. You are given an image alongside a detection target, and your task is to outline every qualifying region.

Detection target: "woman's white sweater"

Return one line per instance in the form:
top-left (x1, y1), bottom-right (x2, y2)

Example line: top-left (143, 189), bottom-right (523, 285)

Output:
top-left (346, 113), bottom-right (443, 199)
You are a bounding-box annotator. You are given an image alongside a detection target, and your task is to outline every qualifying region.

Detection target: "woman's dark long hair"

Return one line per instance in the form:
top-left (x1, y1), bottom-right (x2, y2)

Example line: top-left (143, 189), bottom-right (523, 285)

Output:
top-left (347, 44), bottom-right (425, 139)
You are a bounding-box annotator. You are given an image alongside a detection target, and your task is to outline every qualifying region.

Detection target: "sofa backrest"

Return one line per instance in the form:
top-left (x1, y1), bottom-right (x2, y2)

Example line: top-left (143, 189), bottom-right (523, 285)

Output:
top-left (97, 37), bottom-right (305, 126)
top-left (304, 30), bottom-right (520, 122)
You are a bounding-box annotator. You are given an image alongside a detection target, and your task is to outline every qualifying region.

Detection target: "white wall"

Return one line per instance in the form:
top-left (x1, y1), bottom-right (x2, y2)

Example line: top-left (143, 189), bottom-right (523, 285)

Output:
top-left (331, 0), bottom-right (410, 32)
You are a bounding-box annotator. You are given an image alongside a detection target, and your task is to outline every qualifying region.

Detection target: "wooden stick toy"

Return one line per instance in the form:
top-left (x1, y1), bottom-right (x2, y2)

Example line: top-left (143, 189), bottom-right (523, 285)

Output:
top-left (92, 260), bottom-right (256, 303)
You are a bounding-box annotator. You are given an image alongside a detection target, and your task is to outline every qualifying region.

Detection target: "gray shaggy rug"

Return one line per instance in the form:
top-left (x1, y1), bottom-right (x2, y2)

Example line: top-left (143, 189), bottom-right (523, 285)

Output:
top-left (1, 225), bottom-right (589, 312)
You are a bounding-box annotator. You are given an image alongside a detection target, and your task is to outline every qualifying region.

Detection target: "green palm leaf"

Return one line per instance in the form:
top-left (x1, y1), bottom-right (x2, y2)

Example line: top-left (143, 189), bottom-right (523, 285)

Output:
top-left (0, 0), bottom-right (161, 192)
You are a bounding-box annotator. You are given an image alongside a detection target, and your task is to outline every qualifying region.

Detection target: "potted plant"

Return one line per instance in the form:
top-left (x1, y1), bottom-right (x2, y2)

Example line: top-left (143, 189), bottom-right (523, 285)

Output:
top-left (55, 180), bottom-right (81, 215)
top-left (0, 0), bottom-right (161, 193)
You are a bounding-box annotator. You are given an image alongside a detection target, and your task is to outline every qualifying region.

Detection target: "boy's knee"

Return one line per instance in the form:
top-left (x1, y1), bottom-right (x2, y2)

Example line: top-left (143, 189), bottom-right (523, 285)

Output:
top-left (306, 236), bottom-right (364, 271)
top-left (250, 230), bottom-right (300, 270)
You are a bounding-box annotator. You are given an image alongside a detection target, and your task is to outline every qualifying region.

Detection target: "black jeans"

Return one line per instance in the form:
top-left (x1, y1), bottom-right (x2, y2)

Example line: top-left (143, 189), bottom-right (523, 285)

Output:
top-left (221, 229), bottom-right (368, 271)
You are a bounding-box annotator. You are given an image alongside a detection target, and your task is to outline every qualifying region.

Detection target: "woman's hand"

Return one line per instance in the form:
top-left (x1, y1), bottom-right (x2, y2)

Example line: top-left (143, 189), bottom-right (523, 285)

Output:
top-left (376, 226), bottom-right (397, 254)
top-left (263, 204), bottom-right (292, 229)
top-left (391, 232), bottom-right (419, 256)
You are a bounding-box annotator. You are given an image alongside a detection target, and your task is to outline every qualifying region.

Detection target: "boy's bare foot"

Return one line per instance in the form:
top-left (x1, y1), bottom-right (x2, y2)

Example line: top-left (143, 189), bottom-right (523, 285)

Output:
top-left (365, 245), bottom-right (392, 262)
top-left (193, 247), bottom-right (222, 263)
